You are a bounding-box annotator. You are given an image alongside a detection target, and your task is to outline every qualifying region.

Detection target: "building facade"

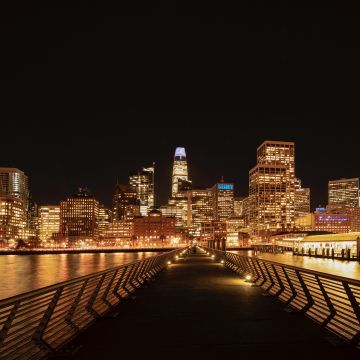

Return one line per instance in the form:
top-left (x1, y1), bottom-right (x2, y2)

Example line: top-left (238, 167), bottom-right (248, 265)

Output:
top-left (0, 168), bottom-right (29, 211)
top-left (186, 189), bottom-right (214, 236)
top-left (133, 209), bottom-right (175, 240)
top-left (171, 147), bottom-right (189, 197)
top-left (295, 178), bottom-right (311, 219)
top-left (328, 178), bottom-right (359, 210)
top-left (0, 168), bottom-right (29, 245)
top-left (129, 165), bottom-right (154, 216)
top-left (39, 205), bottom-right (60, 242)
top-left (60, 188), bottom-right (100, 244)
top-left (212, 182), bottom-right (234, 221)
top-left (112, 184), bottom-right (140, 220)
top-left (248, 141), bottom-right (295, 235)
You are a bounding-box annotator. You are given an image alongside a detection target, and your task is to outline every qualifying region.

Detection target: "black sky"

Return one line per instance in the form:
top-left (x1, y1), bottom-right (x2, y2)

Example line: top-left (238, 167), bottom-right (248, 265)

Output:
top-left (1, 3), bottom-right (359, 209)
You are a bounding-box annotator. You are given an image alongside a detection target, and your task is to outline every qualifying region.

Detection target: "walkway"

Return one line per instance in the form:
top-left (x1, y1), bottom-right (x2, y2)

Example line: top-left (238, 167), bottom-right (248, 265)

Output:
top-left (55, 250), bottom-right (359, 359)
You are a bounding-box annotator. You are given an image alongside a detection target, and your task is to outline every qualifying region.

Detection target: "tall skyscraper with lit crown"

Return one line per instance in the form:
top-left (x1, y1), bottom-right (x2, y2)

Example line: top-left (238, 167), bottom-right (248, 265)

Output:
top-left (172, 147), bottom-right (189, 197)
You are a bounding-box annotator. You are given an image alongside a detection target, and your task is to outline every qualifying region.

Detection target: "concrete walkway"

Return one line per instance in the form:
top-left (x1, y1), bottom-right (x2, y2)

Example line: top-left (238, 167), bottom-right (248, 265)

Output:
top-left (56, 250), bottom-right (359, 359)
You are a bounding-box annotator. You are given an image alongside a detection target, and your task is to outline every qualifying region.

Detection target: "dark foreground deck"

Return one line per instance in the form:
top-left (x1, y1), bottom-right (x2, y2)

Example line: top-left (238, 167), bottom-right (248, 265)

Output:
top-left (55, 251), bottom-right (359, 359)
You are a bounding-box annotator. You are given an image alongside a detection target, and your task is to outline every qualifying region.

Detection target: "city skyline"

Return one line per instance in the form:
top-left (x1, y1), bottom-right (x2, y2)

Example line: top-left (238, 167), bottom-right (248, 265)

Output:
top-left (1, 136), bottom-right (359, 210)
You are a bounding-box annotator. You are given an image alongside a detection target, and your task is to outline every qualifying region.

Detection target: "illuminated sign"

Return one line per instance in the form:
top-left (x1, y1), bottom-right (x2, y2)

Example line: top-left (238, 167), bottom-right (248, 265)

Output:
top-left (218, 184), bottom-right (233, 190)
top-left (175, 147), bottom-right (186, 158)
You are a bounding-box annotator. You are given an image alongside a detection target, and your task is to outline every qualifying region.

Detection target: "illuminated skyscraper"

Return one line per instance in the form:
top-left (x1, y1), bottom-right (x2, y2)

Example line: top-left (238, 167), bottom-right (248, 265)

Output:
top-left (129, 164), bottom-right (154, 216)
top-left (294, 178), bottom-right (310, 219)
top-left (172, 147), bottom-right (189, 197)
top-left (60, 187), bottom-right (100, 244)
top-left (0, 168), bottom-right (29, 245)
top-left (0, 197), bottom-right (26, 245)
top-left (234, 197), bottom-right (245, 217)
top-left (0, 168), bottom-right (29, 210)
top-left (328, 178), bottom-right (359, 210)
top-left (39, 205), bottom-right (60, 241)
top-left (212, 181), bottom-right (234, 221)
top-left (186, 189), bottom-right (214, 236)
top-left (248, 141), bottom-right (295, 235)
top-left (98, 204), bottom-right (110, 237)
top-left (112, 184), bottom-right (140, 220)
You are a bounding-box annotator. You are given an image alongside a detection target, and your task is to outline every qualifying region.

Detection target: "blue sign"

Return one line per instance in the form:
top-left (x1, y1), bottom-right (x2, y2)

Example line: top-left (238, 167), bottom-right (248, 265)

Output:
top-left (218, 183), bottom-right (233, 190)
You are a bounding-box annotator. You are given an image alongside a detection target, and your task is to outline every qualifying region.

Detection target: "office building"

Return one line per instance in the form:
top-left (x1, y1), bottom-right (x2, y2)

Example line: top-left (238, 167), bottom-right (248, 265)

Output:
top-left (328, 178), bottom-right (359, 210)
top-left (112, 184), bottom-right (140, 220)
top-left (295, 178), bottom-right (311, 219)
top-left (248, 141), bottom-right (295, 235)
top-left (0, 168), bottom-right (29, 211)
top-left (0, 197), bottom-right (26, 245)
top-left (133, 209), bottom-right (176, 241)
top-left (186, 189), bottom-right (214, 236)
top-left (39, 205), bottom-right (60, 242)
top-left (60, 187), bottom-right (99, 244)
top-left (129, 164), bottom-right (155, 216)
top-left (212, 181), bottom-right (234, 221)
top-left (98, 204), bottom-right (110, 237)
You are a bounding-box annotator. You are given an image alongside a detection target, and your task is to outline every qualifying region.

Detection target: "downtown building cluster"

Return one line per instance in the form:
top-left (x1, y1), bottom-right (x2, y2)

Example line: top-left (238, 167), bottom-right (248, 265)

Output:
top-left (1, 141), bottom-right (360, 248)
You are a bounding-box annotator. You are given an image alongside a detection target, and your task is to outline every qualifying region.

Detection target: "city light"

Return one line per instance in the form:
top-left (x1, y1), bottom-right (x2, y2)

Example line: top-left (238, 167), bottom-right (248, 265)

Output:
top-left (245, 275), bottom-right (252, 281)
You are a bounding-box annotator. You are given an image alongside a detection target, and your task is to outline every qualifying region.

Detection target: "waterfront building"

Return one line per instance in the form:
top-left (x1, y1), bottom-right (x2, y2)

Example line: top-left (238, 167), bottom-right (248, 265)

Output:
top-left (39, 205), bottom-right (60, 242)
top-left (328, 178), bottom-right (359, 210)
top-left (60, 187), bottom-right (100, 244)
top-left (248, 141), bottom-right (295, 235)
top-left (133, 209), bottom-right (176, 242)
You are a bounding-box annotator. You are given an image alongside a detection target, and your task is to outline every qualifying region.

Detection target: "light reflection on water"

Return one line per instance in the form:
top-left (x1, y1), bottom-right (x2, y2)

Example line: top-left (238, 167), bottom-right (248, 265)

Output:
top-left (0, 252), bottom-right (156, 299)
top-left (234, 250), bottom-right (360, 280)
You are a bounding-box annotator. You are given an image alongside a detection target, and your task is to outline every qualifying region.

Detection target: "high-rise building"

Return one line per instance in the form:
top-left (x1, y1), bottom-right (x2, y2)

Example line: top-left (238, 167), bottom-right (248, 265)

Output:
top-left (98, 204), bottom-right (110, 237)
top-left (112, 184), bottom-right (140, 220)
top-left (248, 141), bottom-right (295, 235)
top-left (60, 187), bottom-right (100, 244)
top-left (129, 164), bottom-right (155, 216)
top-left (295, 178), bottom-right (311, 219)
top-left (186, 189), bottom-right (214, 236)
top-left (212, 181), bottom-right (234, 221)
top-left (0, 197), bottom-right (26, 245)
top-left (39, 205), bottom-right (60, 242)
top-left (328, 178), bottom-right (359, 210)
top-left (0, 168), bottom-right (29, 245)
top-left (172, 147), bottom-right (189, 197)
top-left (234, 197), bottom-right (244, 217)
top-left (0, 168), bottom-right (29, 211)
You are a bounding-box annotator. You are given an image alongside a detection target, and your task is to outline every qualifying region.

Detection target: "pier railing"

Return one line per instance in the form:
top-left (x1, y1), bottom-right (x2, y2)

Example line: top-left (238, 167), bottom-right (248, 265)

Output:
top-left (0, 249), bottom-right (183, 360)
top-left (206, 247), bottom-right (360, 346)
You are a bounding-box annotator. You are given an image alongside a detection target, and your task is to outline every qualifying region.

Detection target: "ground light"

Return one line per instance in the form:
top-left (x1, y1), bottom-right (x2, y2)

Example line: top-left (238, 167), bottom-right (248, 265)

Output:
top-left (167, 261), bottom-right (171, 265)
top-left (245, 275), bottom-right (252, 281)
top-left (211, 255), bottom-right (215, 259)
top-left (220, 260), bottom-right (224, 264)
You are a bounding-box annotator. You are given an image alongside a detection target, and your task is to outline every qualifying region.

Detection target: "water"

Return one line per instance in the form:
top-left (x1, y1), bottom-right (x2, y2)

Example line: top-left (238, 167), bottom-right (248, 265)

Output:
top-left (235, 250), bottom-right (360, 280)
top-left (0, 252), bottom-right (157, 299)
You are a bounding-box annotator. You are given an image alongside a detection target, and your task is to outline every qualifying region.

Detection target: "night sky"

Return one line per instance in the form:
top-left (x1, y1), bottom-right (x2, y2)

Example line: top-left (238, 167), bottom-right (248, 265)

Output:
top-left (1, 4), bottom-right (359, 209)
